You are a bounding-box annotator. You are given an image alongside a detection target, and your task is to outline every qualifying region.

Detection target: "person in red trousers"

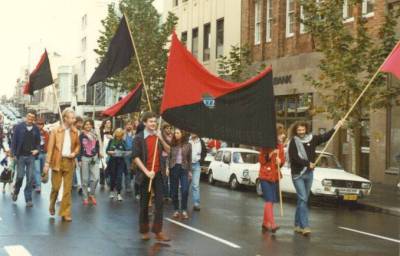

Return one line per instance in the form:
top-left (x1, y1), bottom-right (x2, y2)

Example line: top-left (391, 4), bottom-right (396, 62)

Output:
top-left (258, 124), bottom-right (286, 234)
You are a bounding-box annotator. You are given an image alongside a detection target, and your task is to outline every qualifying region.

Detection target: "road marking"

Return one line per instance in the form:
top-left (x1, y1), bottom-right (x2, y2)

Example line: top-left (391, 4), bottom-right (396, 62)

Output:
top-left (4, 245), bottom-right (32, 256)
top-left (338, 227), bottom-right (400, 244)
top-left (165, 218), bottom-right (241, 249)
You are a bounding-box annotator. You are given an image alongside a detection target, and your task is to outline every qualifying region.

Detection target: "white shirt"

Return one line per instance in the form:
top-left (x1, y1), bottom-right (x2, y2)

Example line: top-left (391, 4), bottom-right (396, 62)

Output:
top-left (62, 128), bottom-right (72, 157)
top-left (189, 138), bottom-right (202, 163)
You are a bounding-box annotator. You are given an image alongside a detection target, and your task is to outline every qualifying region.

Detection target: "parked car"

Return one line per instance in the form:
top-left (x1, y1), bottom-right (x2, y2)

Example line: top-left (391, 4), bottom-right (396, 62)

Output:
top-left (201, 153), bottom-right (214, 174)
top-left (207, 148), bottom-right (260, 189)
top-left (255, 151), bottom-right (372, 201)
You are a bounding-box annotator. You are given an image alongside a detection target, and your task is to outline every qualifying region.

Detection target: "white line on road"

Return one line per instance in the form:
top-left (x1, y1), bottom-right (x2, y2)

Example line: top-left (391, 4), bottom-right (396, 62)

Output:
top-left (4, 245), bottom-right (32, 256)
top-left (338, 227), bottom-right (400, 244)
top-left (165, 218), bottom-right (241, 249)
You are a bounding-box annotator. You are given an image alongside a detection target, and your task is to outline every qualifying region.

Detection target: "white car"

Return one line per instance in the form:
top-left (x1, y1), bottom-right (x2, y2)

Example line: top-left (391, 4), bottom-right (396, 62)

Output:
top-left (207, 148), bottom-right (260, 189)
top-left (256, 151), bottom-right (372, 201)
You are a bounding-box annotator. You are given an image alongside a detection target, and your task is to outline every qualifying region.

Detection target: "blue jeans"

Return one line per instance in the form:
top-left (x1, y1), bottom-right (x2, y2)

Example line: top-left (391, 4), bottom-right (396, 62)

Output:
top-left (292, 170), bottom-right (314, 229)
top-left (34, 153), bottom-right (46, 189)
top-left (15, 156), bottom-right (35, 202)
top-left (191, 162), bottom-right (201, 207)
top-left (170, 164), bottom-right (189, 211)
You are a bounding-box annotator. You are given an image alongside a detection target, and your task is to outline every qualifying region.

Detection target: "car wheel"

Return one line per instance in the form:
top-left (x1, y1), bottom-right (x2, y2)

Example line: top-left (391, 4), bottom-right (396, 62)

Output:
top-left (208, 170), bottom-right (215, 185)
top-left (256, 179), bottom-right (263, 196)
top-left (229, 175), bottom-right (239, 190)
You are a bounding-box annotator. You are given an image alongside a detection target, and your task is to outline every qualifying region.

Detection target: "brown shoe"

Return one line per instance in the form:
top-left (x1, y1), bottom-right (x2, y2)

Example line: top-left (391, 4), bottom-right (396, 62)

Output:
top-left (62, 216), bottom-right (72, 222)
top-left (141, 233), bottom-right (151, 241)
top-left (49, 208), bottom-right (55, 216)
top-left (155, 232), bottom-right (170, 242)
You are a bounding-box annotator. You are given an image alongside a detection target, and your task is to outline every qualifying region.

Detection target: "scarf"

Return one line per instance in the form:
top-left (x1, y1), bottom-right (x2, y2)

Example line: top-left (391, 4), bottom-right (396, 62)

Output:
top-left (292, 134), bottom-right (313, 179)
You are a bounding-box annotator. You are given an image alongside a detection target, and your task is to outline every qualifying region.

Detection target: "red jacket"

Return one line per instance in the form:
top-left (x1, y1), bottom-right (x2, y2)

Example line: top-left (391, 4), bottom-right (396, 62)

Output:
top-left (207, 139), bottom-right (221, 150)
top-left (258, 143), bottom-right (285, 182)
top-left (40, 129), bottom-right (50, 153)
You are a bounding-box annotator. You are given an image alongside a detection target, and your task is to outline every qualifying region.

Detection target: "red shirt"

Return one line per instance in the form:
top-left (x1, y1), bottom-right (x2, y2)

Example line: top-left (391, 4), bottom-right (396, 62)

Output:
top-left (258, 143), bottom-right (285, 182)
top-left (146, 135), bottom-right (160, 173)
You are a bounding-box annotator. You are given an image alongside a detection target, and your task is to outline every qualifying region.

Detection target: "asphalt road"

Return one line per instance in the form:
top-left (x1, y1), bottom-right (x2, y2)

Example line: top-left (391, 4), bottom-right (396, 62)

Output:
top-left (0, 179), bottom-right (398, 256)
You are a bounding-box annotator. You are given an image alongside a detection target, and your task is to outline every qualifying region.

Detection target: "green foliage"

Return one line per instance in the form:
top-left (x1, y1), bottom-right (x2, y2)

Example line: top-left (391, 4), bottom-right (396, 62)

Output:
top-left (95, 0), bottom-right (178, 112)
top-left (300, 0), bottom-right (400, 124)
top-left (217, 45), bottom-right (257, 82)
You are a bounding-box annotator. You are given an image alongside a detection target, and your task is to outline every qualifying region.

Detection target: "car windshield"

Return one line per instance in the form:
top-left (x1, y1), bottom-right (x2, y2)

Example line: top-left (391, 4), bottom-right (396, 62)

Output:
top-left (232, 152), bottom-right (259, 164)
top-left (316, 154), bottom-right (342, 169)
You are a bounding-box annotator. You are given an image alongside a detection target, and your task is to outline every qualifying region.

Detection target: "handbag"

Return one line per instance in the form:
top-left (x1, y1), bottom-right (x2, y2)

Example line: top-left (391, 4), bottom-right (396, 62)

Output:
top-left (0, 168), bottom-right (12, 183)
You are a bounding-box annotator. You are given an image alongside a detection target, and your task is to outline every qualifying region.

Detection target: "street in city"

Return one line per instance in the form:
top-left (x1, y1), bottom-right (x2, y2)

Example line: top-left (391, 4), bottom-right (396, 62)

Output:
top-left (0, 181), bottom-right (398, 256)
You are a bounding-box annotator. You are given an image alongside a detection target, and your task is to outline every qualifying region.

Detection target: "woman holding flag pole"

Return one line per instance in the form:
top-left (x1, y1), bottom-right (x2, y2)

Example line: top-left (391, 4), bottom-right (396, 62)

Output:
top-left (258, 124), bottom-right (286, 234)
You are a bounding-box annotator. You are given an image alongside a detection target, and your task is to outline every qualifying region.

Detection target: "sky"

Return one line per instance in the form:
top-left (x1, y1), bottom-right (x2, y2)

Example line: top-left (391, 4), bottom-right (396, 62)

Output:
top-left (0, 0), bottom-right (163, 99)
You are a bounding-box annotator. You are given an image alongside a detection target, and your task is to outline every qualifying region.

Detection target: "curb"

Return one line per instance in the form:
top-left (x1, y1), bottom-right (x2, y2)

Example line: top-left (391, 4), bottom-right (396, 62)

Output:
top-left (358, 201), bottom-right (400, 217)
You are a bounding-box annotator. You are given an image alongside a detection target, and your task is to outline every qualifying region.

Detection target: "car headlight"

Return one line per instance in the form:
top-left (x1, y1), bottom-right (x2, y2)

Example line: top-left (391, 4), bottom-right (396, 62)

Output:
top-left (242, 169), bottom-right (249, 178)
top-left (322, 179), bottom-right (332, 187)
top-left (361, 182), bottom-right (371, 189)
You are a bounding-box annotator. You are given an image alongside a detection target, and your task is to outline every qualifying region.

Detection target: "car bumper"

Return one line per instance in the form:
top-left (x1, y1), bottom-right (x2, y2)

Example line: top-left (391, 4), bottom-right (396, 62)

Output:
top-left (313, 187), bottom-right (371, 198)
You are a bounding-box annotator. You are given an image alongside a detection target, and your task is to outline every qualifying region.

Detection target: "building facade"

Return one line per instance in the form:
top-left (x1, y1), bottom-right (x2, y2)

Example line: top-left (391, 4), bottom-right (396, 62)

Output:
top-left (241, 0), bottom-right (400, 185)
top-left (164, 0), bottom-right (242, 75)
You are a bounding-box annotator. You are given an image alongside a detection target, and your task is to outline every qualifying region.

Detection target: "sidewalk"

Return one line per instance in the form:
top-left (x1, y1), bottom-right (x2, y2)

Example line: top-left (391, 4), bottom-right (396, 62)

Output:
top-left (358, 182), bottom-right (400, 217)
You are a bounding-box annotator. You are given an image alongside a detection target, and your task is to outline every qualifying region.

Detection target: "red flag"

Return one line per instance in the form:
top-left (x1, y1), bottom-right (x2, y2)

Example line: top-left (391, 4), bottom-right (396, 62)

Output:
top-left (23, 50), bottom-right (53, 95)
top-left (102, 83), bottom-right (143, 117)
top-left (380, 42), bottom-right (400, 79)
top-left (161, 32), bottom-right (276, 148)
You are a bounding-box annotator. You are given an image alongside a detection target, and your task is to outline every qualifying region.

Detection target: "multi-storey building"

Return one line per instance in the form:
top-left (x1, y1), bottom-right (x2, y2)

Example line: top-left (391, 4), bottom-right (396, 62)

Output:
top-left (164, 0), bottom-right (242, 74)
top-left (241, 0), bottom-right (400, 185)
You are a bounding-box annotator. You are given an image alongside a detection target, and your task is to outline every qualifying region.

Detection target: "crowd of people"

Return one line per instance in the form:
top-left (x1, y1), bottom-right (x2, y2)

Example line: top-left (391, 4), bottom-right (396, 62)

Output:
top-left (0, 107), bottom-right (346, 241)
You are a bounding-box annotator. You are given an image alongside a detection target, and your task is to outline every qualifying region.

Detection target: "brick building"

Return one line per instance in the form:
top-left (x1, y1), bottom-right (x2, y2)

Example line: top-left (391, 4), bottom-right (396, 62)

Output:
top-left (241, 0), bottom-right (400, 185)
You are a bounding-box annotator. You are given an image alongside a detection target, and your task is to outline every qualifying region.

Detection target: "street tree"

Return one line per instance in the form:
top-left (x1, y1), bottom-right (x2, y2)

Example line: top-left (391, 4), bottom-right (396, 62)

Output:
top-left (95, 0), bottom-right (178, 112)
top-left (300, 0), bottom-right (400, 173)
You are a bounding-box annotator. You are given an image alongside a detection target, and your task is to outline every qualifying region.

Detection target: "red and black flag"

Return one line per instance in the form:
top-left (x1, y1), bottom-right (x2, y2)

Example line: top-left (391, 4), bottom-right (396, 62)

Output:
top-left (102, 83), bottom-right (143, 117)
top-left (23, 50), bottom-right (53, 95)
top-left (87, 15), bottom-right (135, 87)
top-left (161, 33), bottom-right (277, 148)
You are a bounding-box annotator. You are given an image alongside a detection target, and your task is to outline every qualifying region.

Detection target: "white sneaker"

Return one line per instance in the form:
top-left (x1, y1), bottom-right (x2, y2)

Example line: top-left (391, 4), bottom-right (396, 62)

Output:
top-left (117, 194), bottom-right (123, 201)
top-left (109, 192), bottom-right (115, 199)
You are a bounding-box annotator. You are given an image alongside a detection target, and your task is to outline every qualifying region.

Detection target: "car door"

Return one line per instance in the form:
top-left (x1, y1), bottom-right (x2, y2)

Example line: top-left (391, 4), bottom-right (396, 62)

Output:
top-left (212, 150), bottom-right (224, 181)
top-left (219, 151), bottom-right (232, 183)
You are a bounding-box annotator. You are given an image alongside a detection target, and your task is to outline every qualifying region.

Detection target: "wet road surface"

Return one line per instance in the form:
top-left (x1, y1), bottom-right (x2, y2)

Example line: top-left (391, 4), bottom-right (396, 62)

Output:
top-left (0, 180), bottom-right (398, 256)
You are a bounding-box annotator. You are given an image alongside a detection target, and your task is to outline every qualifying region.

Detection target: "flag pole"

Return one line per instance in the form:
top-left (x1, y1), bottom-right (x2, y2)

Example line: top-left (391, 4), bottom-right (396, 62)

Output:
top-left (277, 164), bottom-right (284, 217)
top-left (123, 13), bottom-right (152, 112)
top-left (315, 40), bottom-right (400, 165)
top-left (52, 84), bottom-right (63, 125)
top-left (92, 84), bottom-right (97, 120)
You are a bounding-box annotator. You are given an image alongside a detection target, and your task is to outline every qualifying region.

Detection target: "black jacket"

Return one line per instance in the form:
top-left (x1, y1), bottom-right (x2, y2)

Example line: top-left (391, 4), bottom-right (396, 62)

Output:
top-left (132, 131), bottom-right (165, 185)
top-left (288, 129), bottom-right (335, 176)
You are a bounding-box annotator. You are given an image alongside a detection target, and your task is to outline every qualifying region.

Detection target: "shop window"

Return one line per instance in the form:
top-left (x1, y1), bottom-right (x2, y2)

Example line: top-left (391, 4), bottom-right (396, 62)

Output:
top-left (275, 93), bottom-right (313, 129)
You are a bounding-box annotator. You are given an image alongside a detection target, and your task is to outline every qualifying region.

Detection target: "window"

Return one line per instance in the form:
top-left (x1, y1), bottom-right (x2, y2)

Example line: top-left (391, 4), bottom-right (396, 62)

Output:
top-left (266, 0), bottom-right (272, 42)
top-left (81, 60), bottom-right (86, 75)
top-left (300, 5), bottom-right (306, 34)
top-left (222, 151), bottom-right (231, 163)
top-left (286, 0), bottom-right (295, 37)
top-left (275, 93), bottom-right (313, 128)
top-left (203, 23), bottom-right (211, 61)
top-left (216, 18), bottom-right (224, 58)
top-left (362, 0), bottom-right (374, 16)
top-left (181, 31), bottom-right (188, 47)
top-left (343, 0), bottom-right (354, 21)
top-left (81, 14), bottom-right (87, 29)
top-left (192, 27), bottom-right (199, 58)
top-left (81, 37), bottom-right (87, 51)
top-left (254, 0), bottom-right (261, 44)
top-left (215, 151), bottom-right (223, 161)
top-left (173, 0), bottom-right (178, 7)
top-left (233, 152), bottom-right (259, 164)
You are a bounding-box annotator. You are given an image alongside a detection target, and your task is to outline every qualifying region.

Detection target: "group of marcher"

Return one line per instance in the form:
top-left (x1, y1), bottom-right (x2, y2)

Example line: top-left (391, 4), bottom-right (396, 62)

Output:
top-left (0, 107), bottom-right (347, 241)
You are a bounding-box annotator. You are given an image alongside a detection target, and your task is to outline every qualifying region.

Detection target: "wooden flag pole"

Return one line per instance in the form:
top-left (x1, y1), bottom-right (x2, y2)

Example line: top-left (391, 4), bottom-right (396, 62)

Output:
top-left (277, 163), bottom-right (284, 217)
top-left (52, 84), bottom-right (63, 125)
top-left (315, 41), bottom-right (400, 166)
top-left (148, 118), bottom-right (163, 192)
top-left (92, 84), bottom-right (97, 120)
top-left (123, 13), bottom-right (152, 112)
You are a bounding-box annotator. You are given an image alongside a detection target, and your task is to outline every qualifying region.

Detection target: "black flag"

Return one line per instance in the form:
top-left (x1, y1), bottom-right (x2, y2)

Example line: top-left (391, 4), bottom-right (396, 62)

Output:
top-left (87, 15), bottom-right (135, 87)
top-left (23, 50), bottom-right (53, 95)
